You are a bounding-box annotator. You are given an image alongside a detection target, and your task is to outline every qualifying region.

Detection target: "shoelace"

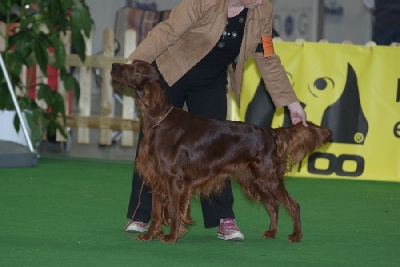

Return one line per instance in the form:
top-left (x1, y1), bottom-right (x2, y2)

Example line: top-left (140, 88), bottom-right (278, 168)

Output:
top-left (221, 220), bottom-right (239, 232)
top-left (133, 221), bottom-right (148, 227)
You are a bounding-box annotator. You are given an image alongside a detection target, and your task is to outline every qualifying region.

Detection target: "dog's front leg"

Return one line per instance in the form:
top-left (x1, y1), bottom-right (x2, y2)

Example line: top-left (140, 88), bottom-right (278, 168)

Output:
top-left (160, 178), bottom-right (181, 243)
top-left (137, 193), bottom-right (163, 241)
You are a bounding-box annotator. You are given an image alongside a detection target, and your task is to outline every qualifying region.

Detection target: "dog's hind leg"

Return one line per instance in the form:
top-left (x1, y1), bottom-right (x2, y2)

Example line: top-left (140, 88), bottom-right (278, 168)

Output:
top-left (285, 194), bottom-right (302, 242)
top-left (261, 198), bottom-right (280, 239)
top-left (269, 184), bottom-right (302, 242)
top-left (247, 170), bottom-right (281, 239)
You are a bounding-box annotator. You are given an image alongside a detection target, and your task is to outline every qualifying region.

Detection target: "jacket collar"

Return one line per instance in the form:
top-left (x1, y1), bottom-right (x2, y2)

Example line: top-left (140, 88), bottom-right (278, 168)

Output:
top-left (214, 0), bottom-right (257, 20)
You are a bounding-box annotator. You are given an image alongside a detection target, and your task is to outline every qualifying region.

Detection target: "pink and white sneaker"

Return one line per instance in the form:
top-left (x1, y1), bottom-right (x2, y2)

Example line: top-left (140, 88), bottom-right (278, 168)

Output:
top-left (217, 218), bottom-right (244, 241)
top-left (125, 221), bottom-right (149, 233)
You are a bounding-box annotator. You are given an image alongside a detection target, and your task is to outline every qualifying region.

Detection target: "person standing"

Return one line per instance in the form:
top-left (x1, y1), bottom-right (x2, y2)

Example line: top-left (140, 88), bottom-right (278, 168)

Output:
top-left (124, 0), bottom-right (307, 241)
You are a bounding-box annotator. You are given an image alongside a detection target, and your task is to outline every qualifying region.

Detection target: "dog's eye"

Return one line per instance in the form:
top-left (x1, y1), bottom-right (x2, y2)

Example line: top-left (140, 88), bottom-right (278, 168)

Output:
top-left (135, 67), bottom-right (141, 74)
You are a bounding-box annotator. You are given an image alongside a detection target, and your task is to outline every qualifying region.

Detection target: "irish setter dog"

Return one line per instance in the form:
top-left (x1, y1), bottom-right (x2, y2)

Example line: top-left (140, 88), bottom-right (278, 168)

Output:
top-left (111, 60), bottom-right (332, 243)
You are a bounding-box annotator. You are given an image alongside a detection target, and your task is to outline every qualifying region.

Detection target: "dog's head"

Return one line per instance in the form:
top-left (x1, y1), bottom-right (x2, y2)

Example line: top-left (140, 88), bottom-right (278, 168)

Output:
top-left (275, 122), bottom-right (333, 171)
top-left (111, 60), bottom-right (170, 119)
top-left (111, 60), bottom-right (159, 89)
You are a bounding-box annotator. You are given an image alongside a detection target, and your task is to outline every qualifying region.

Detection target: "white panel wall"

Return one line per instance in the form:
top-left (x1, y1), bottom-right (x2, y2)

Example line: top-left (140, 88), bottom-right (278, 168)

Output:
top-left (270, 0), bottom-right (323, 42)
top-left (85, 0), bottom-right (126, 54)
top-left (271, 0), bottom-right (373, 44)
top-left (323, 0), bottom-right (373, 44)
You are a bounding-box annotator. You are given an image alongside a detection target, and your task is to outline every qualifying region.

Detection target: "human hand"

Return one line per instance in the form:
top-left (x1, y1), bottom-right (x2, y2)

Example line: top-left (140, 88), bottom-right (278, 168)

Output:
top-left (287, 101), bottom-right (308, 127)
top-left (126, 60), bottom-right (133, 64)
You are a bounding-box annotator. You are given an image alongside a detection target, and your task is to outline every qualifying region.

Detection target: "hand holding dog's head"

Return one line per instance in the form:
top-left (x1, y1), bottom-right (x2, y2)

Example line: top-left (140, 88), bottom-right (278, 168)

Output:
top-left (111, 60), bottom-right (159, 89)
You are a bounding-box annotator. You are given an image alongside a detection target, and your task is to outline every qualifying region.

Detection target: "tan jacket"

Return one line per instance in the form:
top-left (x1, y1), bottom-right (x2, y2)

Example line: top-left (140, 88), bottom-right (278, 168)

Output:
top-left (127, 0), bottom-right (298, 108)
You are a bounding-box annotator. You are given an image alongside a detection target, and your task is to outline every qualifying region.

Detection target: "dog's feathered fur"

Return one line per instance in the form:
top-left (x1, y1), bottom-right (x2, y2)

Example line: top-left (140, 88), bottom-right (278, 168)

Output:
top-left (111, 60), bottom-right (332, 243)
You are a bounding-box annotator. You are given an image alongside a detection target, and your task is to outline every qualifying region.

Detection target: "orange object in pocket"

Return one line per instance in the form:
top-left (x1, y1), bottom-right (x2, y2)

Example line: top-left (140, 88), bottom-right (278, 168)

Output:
top-left (262, 36), bottom-right (275, 57)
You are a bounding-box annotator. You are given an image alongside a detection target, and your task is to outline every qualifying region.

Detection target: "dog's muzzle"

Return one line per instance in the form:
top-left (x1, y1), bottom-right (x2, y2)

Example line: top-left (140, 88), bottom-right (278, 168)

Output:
top-left (112, 63), bottom-right (120, 72)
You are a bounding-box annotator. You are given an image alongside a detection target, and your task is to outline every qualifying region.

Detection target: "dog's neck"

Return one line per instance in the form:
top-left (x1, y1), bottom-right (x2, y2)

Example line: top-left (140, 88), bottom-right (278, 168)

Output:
top-left (137, 81), bottom-right (174, 133)
top-left (145, 106), bottom-right (174, 133)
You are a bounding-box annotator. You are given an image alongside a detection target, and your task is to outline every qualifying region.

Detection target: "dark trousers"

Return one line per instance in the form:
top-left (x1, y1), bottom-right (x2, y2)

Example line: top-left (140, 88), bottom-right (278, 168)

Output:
top-left (126, 67), bottom-right (235, 228)
top-left (373, 26), bottom-right (400, 45)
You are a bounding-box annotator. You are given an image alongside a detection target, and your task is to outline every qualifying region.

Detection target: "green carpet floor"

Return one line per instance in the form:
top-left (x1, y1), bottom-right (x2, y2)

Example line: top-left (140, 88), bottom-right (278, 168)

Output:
top-left (0, 156), bottom-right (399, 266)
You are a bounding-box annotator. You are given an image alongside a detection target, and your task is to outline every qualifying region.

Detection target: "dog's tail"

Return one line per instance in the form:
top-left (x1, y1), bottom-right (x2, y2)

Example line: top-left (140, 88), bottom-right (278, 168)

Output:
top-left (274, 122), bottom-right (333, 170)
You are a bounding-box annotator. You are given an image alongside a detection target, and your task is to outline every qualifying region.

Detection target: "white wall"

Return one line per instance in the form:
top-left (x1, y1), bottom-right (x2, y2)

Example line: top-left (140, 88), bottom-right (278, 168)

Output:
top-left (270, 0), bottom-right (323, 42)
top-left (131, 0), bottom-right (181, 10)
top-left (271, 0), bottom-right (373, 44)
top-left (323, 0), bottom-right (373, 44)
top-left (85, 0), bottom-right (127, 54)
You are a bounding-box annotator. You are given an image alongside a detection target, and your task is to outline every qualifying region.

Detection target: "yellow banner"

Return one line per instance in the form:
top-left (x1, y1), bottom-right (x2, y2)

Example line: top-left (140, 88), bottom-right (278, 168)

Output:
top-left (229, 42), bottom-right (400, 182)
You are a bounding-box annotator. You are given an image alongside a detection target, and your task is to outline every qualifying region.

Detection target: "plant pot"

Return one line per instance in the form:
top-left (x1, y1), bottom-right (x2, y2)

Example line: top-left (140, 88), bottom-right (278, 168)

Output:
top-left (0, 110), bottom-right (30, 146)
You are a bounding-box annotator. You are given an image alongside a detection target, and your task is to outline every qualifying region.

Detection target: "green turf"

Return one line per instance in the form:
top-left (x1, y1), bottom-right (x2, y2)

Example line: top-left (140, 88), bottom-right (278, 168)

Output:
top-left (0, 156), bottom-right (399, 266)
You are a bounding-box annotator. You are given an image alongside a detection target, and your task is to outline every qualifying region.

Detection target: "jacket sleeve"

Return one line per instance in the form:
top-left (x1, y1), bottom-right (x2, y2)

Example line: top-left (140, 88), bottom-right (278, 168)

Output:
top-left (126, 0), bottom-right (203, 63)
top-left (254, 2), bottom-right (298, 108)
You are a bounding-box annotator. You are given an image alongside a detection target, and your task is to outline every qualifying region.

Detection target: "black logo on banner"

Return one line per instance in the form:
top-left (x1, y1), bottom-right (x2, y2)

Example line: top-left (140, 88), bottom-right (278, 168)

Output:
top-left (321, 64), bottom-right (368, 144)
top-left (245, 63), bottom-right (369, 144)
top-left (244, 63), bottom-right (370, 177)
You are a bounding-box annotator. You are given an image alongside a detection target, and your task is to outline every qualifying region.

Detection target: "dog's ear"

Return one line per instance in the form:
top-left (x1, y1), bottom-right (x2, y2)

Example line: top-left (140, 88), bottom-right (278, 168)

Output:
top-left (133, 62), bottom-right (159, 84)
top-left (141, 63), bottom-right (159, 83)
top-left (149, 65), bottom-right (159, 81)
top-left (275, 122), bottom-right (332, 171)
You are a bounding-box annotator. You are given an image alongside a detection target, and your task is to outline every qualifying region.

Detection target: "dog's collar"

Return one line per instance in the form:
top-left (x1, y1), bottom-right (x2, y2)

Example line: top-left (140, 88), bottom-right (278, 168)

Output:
top-left (147, 106), bottom-right (174, 133)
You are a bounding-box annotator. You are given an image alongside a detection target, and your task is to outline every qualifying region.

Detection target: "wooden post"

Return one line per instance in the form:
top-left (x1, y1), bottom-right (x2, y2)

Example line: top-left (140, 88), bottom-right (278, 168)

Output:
top-left (99, 28), bottom-right (114, 145)
top-left (0, 22), bottom-right (5, 51)
top-left (77, 32), bottom-right (93, 144)
top-left (121, 29), bottom-right (137, 147)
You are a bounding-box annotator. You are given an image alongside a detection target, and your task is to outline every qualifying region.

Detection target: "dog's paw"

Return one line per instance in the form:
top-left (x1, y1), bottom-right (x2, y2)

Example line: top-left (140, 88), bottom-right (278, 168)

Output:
top-left (160, 234), bottom-right (178, 243)
top-left (261, 230), bottom-right (277, 239)
top-left (287, 233), bottom-right (302, 242)
top-left (136, 233), bottom-right (155, 241)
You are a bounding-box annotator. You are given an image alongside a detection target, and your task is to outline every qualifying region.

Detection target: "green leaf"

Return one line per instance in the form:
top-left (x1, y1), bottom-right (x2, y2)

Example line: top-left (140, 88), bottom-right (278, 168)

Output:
top-left (0, 82), bottom-right (9, 109)
top-left (33, 108), bottom-right (48, 137)
top-left (24, 111), bottom-right (43, 144)
top-left (61, 72), bottom-right (80, 101)
top-left (49, 0), bottom-right (70, 33)
top-left (50, 93), bottom-right (66, 118)
top-left (55, 121), bottom-right (68, 139)
top-left (61, 74), bottom-right (74, 89)
top-left (71, 77), bottom-right (80, 102)
top-left (24, 53), bottom-right (36, 68)
top-left (33, 38), bottom-right (49, 75)
top-left (71, 30), bottom-right (86, 62)
top-left (50, 36), bottom-right (66, 68)
top-left (10, 32), bottom-right (33, 58)
top-left (37, 84), bottom-right (54, 103)
top-left (47, 119), bottom-right (68, 139)
top-left (47, 120), bottom-right (57, 136)
top-left (7, 52), bottom-right (23, 74)
top-left (71, 4), bottom-right (93, 38)
top-left (13, 113), bottom-right (21, 133)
